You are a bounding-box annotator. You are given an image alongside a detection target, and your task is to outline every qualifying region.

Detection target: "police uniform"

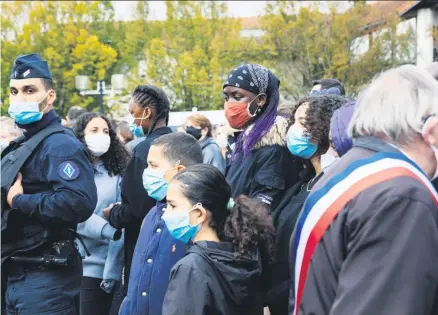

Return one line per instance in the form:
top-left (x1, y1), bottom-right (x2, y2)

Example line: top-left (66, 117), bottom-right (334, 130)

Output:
top-left (2, 54), bottom-right (97, 314)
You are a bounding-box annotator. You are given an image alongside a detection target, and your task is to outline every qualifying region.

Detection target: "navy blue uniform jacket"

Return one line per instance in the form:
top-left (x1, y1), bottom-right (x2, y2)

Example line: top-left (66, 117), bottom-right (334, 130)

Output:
top-left (9, 111), bottom-right (97, 245)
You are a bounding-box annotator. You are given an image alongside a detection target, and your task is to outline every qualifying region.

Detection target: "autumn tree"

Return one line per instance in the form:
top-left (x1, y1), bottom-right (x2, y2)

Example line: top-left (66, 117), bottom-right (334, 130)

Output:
top-left (1, 1), bottom-right (119, 116)
top-left (141, 1), bottom-right (250, 111)
top-left (261, 1), bottom-right (415, 98)
top-left (2, 0), bottom-right (416, 116)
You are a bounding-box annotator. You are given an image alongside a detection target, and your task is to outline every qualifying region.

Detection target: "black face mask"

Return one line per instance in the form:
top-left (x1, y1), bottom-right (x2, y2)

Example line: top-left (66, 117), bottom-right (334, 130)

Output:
top-left (186, 127), bottom-right (202, 140)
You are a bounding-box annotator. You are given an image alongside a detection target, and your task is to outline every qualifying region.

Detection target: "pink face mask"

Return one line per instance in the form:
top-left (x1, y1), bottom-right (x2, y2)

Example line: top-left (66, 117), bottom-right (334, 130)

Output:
top-left (224, 94), bottom-right (264, 129)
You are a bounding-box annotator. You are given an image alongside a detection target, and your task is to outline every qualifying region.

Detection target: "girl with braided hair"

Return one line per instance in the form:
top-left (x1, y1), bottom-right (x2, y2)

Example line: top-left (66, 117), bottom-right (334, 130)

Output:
top-left (128, 85), bottom-right (170, 137)
top-left (103, 85), bottom-right (173, 295)
top-left (223, 64), bottom-right (303, 212)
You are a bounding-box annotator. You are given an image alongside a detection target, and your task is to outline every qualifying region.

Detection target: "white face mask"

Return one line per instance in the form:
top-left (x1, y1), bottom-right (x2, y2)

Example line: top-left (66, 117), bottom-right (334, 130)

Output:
top-left (85, 134), bottom-right (111, 157)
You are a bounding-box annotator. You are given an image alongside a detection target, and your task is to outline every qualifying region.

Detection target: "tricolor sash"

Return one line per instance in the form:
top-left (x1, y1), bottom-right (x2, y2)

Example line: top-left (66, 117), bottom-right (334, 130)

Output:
top-left (292, 152), bottom-right (438, 315)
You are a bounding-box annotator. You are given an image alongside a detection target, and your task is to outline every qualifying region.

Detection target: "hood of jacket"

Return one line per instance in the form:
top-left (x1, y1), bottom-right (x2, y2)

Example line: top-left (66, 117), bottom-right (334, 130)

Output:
top-left (187, 241), bottom-right (262, 305)
top-left (199, 137), bottom-right (218, 150)
top-left (330, 101), bottom-right (356, 157)
top-left (243, 116), bottom-right (289, 151)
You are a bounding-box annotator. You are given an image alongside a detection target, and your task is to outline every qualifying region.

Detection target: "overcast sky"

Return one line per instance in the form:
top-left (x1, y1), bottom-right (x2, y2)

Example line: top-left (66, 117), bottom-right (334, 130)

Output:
top-left (113, 1), bottom-right (352, 21)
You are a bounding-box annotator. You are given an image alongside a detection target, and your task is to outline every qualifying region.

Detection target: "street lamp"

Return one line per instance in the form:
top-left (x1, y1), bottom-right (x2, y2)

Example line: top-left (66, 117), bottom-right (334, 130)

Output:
top-left (75, 75), bottom-right (127, 113)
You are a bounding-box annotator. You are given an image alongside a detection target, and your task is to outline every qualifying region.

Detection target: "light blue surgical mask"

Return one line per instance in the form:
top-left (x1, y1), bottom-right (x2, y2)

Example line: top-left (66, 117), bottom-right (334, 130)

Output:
top-left (287, 125), bottom-right (318, 159)
top-left (162, 206), bottom-right (201, 244)
top-left (128, 110), bottom-right (146, 137)
top-left (142, 168), bottom-right (168, 201)
top-left (8, 93), bottom-right (49, 125)
top-left (129, 122), bottom-right (144, 137)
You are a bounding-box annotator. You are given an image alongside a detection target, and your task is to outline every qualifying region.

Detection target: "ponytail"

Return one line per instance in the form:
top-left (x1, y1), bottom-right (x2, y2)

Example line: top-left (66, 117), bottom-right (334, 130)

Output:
top-left (224, 196), bottom-right (275, 260)
top-left (173, 164), bottom-right (275, 260)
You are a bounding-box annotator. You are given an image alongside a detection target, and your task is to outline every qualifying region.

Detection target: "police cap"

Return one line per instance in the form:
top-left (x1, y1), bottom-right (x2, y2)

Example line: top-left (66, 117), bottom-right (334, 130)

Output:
top-left (10, 53), bottom-right (52, 80)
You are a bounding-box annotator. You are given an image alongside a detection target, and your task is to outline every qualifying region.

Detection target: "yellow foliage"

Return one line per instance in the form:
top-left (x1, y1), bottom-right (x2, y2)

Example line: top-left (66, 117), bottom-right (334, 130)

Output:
top-left (1, 0), bottom-right (415, 115)
top-left (1, 1), bottom-right (118, 115)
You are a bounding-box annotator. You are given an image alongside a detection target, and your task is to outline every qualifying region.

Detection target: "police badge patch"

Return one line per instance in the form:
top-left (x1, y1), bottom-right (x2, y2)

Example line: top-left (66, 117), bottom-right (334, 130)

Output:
top-left (58, 161), bottom-right (80, 180)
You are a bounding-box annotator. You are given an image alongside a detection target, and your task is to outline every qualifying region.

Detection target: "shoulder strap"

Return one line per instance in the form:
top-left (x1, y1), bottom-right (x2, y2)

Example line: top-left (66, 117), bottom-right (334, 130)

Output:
top-left (292, 152), bottom-right (438, 315)
top-left (1, 124), bottom-right (66, 191)
top-left (0, 135), bottom-right (26, 159)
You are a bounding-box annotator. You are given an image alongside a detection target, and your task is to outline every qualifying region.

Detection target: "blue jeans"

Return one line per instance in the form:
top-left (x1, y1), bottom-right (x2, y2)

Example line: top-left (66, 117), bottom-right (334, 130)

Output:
top-left (4, 259), bottom-right (82, 315)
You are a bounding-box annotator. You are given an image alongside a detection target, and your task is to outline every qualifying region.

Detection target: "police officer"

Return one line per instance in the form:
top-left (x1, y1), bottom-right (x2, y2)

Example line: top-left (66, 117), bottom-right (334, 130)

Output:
top-left (2, 54), bottom-right (97, 314)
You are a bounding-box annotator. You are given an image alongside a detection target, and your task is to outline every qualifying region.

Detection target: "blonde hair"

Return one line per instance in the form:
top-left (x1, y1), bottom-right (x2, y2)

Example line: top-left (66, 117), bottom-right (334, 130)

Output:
top-left (117, 121), bottom-right (134, 142)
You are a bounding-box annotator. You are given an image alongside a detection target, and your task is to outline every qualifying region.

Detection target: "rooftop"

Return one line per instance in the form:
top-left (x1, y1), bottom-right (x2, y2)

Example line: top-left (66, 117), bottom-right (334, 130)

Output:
top-left (239, 16), bottom-right (262, 30)
top-left (369, 1), bottom-right (420, 17)
top-left (236, 1), bottom-right (426, 32)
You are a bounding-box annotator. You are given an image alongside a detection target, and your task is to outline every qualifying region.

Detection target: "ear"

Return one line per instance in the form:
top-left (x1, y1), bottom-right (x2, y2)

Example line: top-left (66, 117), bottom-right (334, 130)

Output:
top-left (144, 107), bottom-right (152, 120)
top-left (256, 94), bottom-right (267, 108)
top-left (423, 116), bottom-right (438, 146)
top-left (176, 165), bottom-right (185, 172)
top-left (201, 127), bottom-right (208, 137)
top-left (47, 90), bottom-right (56, 106)
top-left (195, 206), bottom-right (208, 225)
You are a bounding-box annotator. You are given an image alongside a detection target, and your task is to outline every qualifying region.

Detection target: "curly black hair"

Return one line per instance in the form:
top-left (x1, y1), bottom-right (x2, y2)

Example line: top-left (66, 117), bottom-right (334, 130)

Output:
top-left (73, 112), bottom-right (130, 177)
top-left (173, 164), bottom-right (275, 261)
top-left (291, 95), bottom-right (350, 155)
top-left (131, 85), bottom-right (170, 136)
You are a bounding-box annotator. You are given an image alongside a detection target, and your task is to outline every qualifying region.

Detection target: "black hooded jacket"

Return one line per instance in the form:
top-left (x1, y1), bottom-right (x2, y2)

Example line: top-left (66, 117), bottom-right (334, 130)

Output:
top-left (162, 241), bottom-right (266, 315)
top-left (226, 116), bottom-right (302, 211)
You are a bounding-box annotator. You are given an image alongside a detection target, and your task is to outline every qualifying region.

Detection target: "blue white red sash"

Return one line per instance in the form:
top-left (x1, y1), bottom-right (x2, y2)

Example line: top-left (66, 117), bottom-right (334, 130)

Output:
top-left (293, 152), bottom-right (438, 315)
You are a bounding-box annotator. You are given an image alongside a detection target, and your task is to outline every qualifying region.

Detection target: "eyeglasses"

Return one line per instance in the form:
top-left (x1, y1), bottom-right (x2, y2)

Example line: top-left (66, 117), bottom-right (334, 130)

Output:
top-left (423, 113), bottom-right (437, 123)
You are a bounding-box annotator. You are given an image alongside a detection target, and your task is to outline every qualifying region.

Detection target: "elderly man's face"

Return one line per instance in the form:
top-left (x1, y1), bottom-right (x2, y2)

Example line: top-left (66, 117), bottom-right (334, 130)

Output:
top-left (423, 115), bottom-right (438, 178)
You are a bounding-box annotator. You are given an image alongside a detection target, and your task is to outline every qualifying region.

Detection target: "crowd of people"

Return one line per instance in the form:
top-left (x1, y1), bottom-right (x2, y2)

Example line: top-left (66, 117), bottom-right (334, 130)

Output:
top-left (1, 52), bottom-right (437, 315)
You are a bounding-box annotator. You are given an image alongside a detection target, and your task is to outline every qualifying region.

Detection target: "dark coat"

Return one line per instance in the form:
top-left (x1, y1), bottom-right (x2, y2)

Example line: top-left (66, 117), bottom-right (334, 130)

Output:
top-left (119, 201), bottom-right (185, 315)
top-left (268, 165), bottom-right (320, 315)
top-left (289, 136), bottom-right (438, 315)
top-left (226, 117), bottom-right (302, 211)
top-left (3, 110), bottom-right (97, 255)
top-left (163, 241), bottom-right (266, 315)
top-left (108, 127), bottom-right (173, 292)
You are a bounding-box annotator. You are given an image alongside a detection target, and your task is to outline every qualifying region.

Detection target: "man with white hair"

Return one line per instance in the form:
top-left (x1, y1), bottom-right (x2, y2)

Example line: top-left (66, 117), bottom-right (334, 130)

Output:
top-left (289, 64), bottom-right (438, 315)
top-left (0, 117), bottom-right (22, 151)
top-left (426, 62), bottom-right (438, 190)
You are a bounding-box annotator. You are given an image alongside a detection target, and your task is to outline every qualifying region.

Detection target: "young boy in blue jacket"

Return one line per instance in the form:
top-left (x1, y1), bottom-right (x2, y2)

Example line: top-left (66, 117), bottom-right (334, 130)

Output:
top-left (119, 132), bottom-right (203, 315)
